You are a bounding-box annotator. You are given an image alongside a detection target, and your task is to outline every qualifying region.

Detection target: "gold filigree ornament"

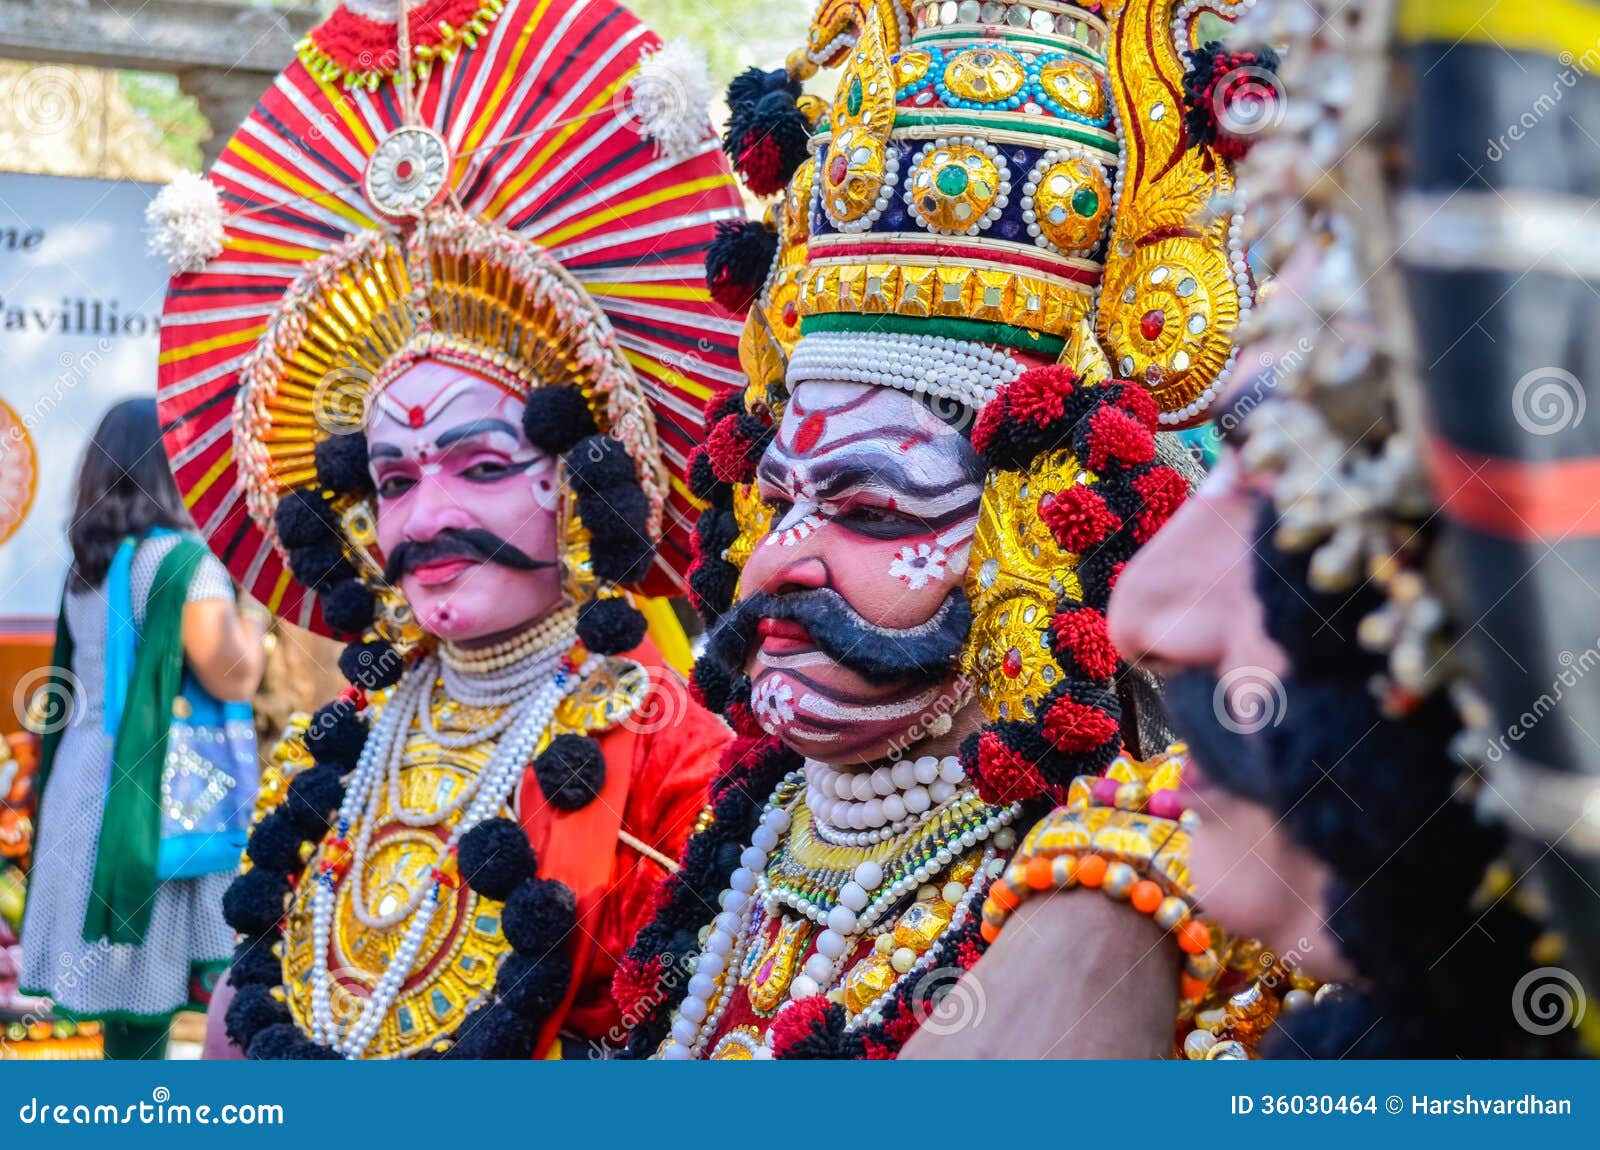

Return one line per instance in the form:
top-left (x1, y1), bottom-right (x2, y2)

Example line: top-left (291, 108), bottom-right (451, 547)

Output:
top-left (942, 46), bottom-right (1027, 103)
top-left (1021, 146), bottom-right (1113, 254)
top-left (726, 482), bottom-right (774, 572)
top-left (963, 450), bottom-right (1089, 722)
top-left (1097, 234), bottom-right (1239, 412)
top-left (1038, 56), bottom-right (1108, 120)
top-left (1096, 0), bottom-right (1254, 427)
top-left (903, 137), bottom-right (1011, 236)
top-left (819, 13), bottom-right (900, 232)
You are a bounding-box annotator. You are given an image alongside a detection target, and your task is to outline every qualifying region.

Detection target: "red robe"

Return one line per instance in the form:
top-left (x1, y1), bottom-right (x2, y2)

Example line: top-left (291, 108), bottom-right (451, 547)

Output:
top-left (517, 642), bottom-right (729, 1056)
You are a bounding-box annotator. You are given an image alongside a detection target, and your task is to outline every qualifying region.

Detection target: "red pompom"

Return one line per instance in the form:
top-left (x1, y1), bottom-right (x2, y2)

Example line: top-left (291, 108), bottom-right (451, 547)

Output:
top-left (1006, 365), bottom-right (1081, 428)
top-left (955, 937), bottom-right (985, 970)
top-left (737, 135), bottom-right (786, 197)
top-left (611, 954), bottom-right (665, 1022)
top-left (971, 730), bottom-right (1048, 805)
top-left (768, 995), bottom-right (834, 1059)
top-left (1042, 693), bottom-right (1121, 753)
top-left (1106, 561), bottom-right (1128, 590)
top-left (709, 267), bottom-right (762, 314)
top-left (1109, 382), bottom-right (1160, 430)
top-left (706, 415), bottom-right (755, 483)
top-left (1050, 607), bottom-right (1120, 680)
top-left (723, 699), bottom-right (765, 738)
top-left (1131, 465), bottom-right (1188, 542)
top-left (1039, 485), bottom-right (1121, 552)
top-left (1085, 403), bottom-right (1157, 471)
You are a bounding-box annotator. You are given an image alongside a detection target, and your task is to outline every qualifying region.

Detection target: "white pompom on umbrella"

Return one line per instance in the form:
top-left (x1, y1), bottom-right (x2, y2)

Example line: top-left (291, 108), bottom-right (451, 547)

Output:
top-left (629, 38), bottom-right (716, 164)
top-left (145, 170), bottom-right (225, 274)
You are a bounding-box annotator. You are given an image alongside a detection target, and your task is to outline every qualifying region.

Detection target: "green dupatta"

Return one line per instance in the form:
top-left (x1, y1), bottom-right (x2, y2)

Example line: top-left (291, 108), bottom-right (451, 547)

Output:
top-left (33, 536), bottom-right (208, 945)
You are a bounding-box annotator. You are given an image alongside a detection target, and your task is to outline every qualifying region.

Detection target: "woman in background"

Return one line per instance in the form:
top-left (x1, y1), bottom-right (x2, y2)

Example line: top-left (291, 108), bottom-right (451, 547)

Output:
top-left (19, 398), bottom-right (267, 1059)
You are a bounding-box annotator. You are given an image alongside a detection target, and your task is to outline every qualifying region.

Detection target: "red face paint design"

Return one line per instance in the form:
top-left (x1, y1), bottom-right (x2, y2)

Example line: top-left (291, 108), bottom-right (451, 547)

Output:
top-left (367, 360), bottom-right (563, 645)
top-left (740, 381), bottom-right (984, 764)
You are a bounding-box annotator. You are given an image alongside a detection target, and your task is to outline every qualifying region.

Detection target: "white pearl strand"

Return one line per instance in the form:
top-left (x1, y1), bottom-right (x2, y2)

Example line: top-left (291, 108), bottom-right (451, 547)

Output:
top-left (658, 772), bottom-right (1022, 1060)
top-left (786, 329), bottom-right (1022, 410)
top-left (805, 754), bottom-right (967, 837)
top-left (308, 631), bottom-right (592, 1058)
top-left (438, 605), bottom-right (577, 674)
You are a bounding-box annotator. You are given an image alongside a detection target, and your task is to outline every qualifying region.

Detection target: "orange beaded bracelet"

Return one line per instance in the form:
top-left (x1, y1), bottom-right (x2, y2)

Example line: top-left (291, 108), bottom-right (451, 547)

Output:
top-left (979, 850), bottom-right (1219, 1002)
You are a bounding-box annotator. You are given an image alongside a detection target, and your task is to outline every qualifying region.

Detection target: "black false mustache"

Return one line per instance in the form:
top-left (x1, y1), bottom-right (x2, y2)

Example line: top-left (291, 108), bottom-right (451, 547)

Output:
top-left (382, 528), bottom-right (554, 584)
top-left (708, 587), bottom-right (971, 685)
top-left (1159, 669), bottom-right (1275, 804)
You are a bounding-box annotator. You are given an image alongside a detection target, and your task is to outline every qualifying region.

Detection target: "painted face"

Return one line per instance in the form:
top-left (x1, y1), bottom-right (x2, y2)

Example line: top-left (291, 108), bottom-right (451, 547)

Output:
top-left (738, 380), bottom-right (984, 763)
top-left (366, 359), bottom-right (563, 645)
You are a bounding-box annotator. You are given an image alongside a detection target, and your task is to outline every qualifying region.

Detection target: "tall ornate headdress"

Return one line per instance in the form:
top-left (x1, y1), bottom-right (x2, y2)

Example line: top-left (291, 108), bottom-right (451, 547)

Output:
top-left (618, 0), bottom-right (1252, 1060)
top-left (154, 0), bottom-right (744, 666)
top-left (691, 0), bottom-right (1252, 798)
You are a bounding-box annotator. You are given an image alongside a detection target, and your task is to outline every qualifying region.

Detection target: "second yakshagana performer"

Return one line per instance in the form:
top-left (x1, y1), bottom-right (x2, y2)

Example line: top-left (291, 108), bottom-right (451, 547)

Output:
top-left (616, 0), bottom-right (1303, 1059)
top-left (152, 0), bottom-right (744, 1058)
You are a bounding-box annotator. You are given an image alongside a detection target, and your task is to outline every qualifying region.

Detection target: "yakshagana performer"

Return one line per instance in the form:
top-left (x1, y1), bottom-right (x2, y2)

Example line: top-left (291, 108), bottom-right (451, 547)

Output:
top-left (151, 0), bottom-right (745, 1058)
top-left (616, 0), bottom-right (1301, 1059)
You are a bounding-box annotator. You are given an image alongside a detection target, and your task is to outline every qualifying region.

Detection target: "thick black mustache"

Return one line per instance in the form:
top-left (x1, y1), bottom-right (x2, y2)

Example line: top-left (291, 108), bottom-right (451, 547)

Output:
top-left (1160, 669), bottom-right (1276, 804)
top-left (708, 586), bottom-right (971, 685)
top-left (382, 527), bottom-right (553, 583)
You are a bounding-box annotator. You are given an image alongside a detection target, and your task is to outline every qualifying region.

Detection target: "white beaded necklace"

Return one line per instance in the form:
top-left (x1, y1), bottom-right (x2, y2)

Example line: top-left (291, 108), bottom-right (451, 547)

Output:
top-left (658, 771), bottom-right (1021, 1059)
top-left (804, 754), bottom-right (967, 842)
top-left (308, 622), bottom-right (591, 1058)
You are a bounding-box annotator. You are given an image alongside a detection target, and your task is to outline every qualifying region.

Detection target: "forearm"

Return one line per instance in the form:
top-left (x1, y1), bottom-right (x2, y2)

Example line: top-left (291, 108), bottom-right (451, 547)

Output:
top-left (901, 890), bottom-right (1178, 1059)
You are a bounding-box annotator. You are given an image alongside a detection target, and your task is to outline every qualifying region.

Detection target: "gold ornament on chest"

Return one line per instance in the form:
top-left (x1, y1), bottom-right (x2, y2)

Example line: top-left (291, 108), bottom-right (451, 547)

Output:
top-left (284, 734), bottom-right (508, 1059)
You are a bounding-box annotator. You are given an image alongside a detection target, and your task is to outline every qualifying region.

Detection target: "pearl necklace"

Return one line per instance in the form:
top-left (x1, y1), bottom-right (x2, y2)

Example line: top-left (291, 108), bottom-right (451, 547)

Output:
top-left (438, 605), bottom-right (578, 674)
top-left (659, 772), bottom-right (1021, 1059)
top-left (308, 628), bottom-right (591, 1058)
top-left (804, 754), bottom-right (966, 839)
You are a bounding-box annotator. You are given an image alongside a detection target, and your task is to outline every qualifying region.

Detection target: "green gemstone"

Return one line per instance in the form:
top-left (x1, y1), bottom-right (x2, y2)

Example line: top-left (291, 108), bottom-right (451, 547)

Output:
top-left (935, 164), bottom-right (970, 196)
top-left (847, 77), bottom-right (863, 116)
top-left (1072, 186), bottom-right (1101, 217)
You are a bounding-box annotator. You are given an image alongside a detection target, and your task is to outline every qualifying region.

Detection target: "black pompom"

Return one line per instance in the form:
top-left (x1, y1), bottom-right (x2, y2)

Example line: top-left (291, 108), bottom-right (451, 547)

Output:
top-left (688, 450), bottom-right (721, 501)
top-left (313, 434), bottom-right (373, 496)
top-left (690, 655), bottom-right (733, 713)
top-left (288, 540), bottom-right (355, 590)
top-left (339, 638), bottom-right (403, 690)
top-left (688, 557), bottom-right (739, 620)
top-left (576, 596), bottom-right (648, 655)
top-left (523, 385), bottom-right (598, 456)
top-left (533, 734), bottom-right (607, 812)
top-left (281, 765), bottom-right (346, 834)
top-left (230, 934), bottom-right (283, 989)
top-left (501, 878), bottom-right (578, 953)
top-left (588, 534), bottom-right (655, 587)
top-left (226, 982), bottom-right (290, 1051)
top-left (247, 1022), bottom-right (339, 1060)
top-left (319, 578), bottom-right (377, 636)
top-left (706, 219), bottom-right (779, 313)
top-left (564, 435), bottom-right (637, 495)
top-left (223, 867), bottom-right (291, 936)
top-left (303, 699), bottom-right (368, 767)
top-left (444, 1004), bottom-right (536, 1060)
top-left (274, 489), bottom-right (339, 548)
top-left (495, 950), bottom-right (572, 1021)
top-left (458, 818), bottom-right (538, 900)
top-left (577, 480), bottom-right (651, 544)
top-left (695, 507), bottom-right (740, 555)
top-left (245, 810), bottom-right (310, 873)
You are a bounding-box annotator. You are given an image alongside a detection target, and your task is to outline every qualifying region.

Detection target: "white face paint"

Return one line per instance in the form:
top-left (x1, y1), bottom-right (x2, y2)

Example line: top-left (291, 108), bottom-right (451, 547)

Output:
top-left (738, 380), bottom-right (985, 764)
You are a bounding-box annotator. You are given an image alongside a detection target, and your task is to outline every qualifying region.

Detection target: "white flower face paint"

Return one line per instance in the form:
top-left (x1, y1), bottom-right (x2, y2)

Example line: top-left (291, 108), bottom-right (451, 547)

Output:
top-left (888, 543), bottom-right (949, 590)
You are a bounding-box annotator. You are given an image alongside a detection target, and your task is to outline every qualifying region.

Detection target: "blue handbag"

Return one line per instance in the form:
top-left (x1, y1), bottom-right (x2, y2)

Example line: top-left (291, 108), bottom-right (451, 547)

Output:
top-left (103, 531), bottom-right (259, 881)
